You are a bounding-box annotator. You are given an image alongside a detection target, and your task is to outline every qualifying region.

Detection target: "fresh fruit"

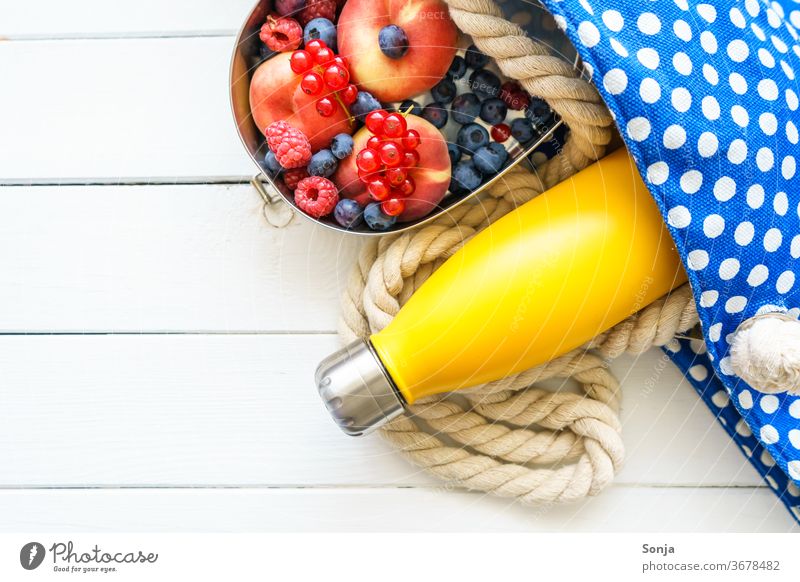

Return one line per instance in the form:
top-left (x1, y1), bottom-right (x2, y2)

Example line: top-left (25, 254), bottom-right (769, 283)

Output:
top-left (381, 198), bottom-right (406, 216)
top-left (473, 142), bottom-right (508, 175)
top-left (379, 142), bottom-right (402, 167)
top-left (333, 198), bottom-right (364, 228)
top-left (400, 99), bottom-right (422, 116)
top-left (386, 167), bottom-right (407, 186)
top-left (290, 50), bottom-right (313, 73)
top-left (340, 84), bottom-right (358, 105)
top-left (260, 15), bottom-right (303, 52)
top-left (266, 121), bottom-right (313, 168)
top-left (451, 93), bottom-right (481, 125)
top-left (456, 123), bottom-right (489, 154)
top-left (308, 149), bottom-right (339, 177)
top-left (298, 0), bottom-right (336, 26)
top-left (264, 151), bottom-right (283, 175)
top-left (398, 176), bottom-right (416, 196)
top-left (447, 56), bottom-right (467, 79)
top-left (366, 177), bottom-right (390, 200)
top-left (314, 46), bottom-right (335, 65)
top-left (300, 71), bottom-right (324, 95)
top-left (303, 17), bottom-right (337, 50)
top-left (294, 176), bottom-right (339, 217)
top-left (322, 63), bottom-right (349, 90)
top-left (283, 167), bottom-right (309, 189)
top-left (465, 44), bottom-right (490, 69)
top-left (511, 117), bottom-right (536, 143)
top-left (479, 98), bottom-right (507, 125)
top-left (500, 81), bottom-right (530, 110)
top-left (330, 133), bottom-right (355, 159)
top-left (275, 0), bottom-right (307, 17)
top-left (491, 123), bottom-right (511, 143)
top-left (249, 53), bottom-right (351, 150)
top-left (378, 24), bottom-right (409, 59)
top-left (365, 110), bottom-right (388, 134)
top-left (305, 38), bottom-right (326, 57)
top-left (316, 96), bottom-right (336, 117)
top-left (469, 69), bottom-right (501, 100)
top-left (338, 0), bottom-right (458, 102)
top-left (356, 148), bottom-right (381, 173)
top-left (350, 91), bottom-right (382, 122)
top-left (364, 202), bottom-right (397, 230)
top-left (401, 129), bottom-right (420, 150)
top-left (452, 159), bottom-right (482, 192)
top-left (382, 113), bottom-right (407, 138)
top-left (447, 143), bottom-right (461, 164)
top-left (421, 104), bottom-right (448, 129)
top-left (431, 78), bottom-right (457, 104)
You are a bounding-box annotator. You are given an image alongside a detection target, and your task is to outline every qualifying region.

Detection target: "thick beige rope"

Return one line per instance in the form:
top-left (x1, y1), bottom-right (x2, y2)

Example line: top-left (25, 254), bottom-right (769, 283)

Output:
top-left (337, 0), bottom-right (700, 505)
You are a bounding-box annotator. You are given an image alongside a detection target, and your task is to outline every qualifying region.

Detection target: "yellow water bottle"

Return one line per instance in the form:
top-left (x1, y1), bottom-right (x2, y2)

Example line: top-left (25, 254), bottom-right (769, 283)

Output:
top-left (316, 149), bottom-right (687, 436)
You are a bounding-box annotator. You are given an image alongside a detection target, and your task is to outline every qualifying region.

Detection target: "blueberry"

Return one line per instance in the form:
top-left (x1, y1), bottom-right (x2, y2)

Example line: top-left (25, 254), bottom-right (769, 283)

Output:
top-left (304, 18), bottom-right (337, 51)
top-left (334, 199), bottom-right (364, 229)
top-left (456, 123), bottom-right (489, 154)
top-left (511, 118), bottom-right (537, 144)
top-left (465, 44), bottom-right (490, 69)
top-left (330, 133), bottom-right (354, 160)
top-left (468, 69), bottom-right (501, 100)
top-left (451, 160), bottom-right (483, 193)
top-left (526, 96), bottom-right (552, 120)
top-left (450, 93), bottom-right (481, 125)
top-left (400, 99), bottom-right (422, 116)
top-left (431, 78), bottom-right (457, 104)
top-left (308, 149), bottom-right (338, 177)
top-left (378, 24), bottom-right (409, 59)
top-left (350, 91), bottom-right (382, 122)
top-left (364, 203), bottom-right (397, 231)
top-left (447, 56), bottom-right (467, 79)
top-left (275, 0), bottom-right (306, 17)
top-left (421, 103), bottom-right (448, 129)
top-left (263, 151), bottom-right (282, 175)
top-left (447, 143), bottom-right (462, 164)
top-left (473, 142), bottom-right (509, 175)
top-left (479, 98), bottom-right (507, 125)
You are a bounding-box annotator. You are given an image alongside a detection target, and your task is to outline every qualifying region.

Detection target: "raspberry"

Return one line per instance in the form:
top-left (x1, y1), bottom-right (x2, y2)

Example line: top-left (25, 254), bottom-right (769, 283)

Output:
top-left (260, 15), bottom-right (303, 52)
top-left (294, 176), bottom-right (339, 218)
top-left (282, 167), bottom-right (308, 190)
top-left (266, 121), bottom-right (312, 169)
top-left (298, 0), bottom-right (336, 26)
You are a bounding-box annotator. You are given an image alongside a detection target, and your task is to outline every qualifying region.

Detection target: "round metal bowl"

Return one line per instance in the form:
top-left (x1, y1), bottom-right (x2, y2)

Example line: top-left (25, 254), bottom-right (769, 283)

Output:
top-left (229, 0), bottom-right (563, 236)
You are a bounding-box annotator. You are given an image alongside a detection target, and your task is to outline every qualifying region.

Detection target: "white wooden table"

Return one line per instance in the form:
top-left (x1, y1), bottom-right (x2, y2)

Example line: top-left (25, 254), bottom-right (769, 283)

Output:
top-left (0, 1), bottom-right (796, 533)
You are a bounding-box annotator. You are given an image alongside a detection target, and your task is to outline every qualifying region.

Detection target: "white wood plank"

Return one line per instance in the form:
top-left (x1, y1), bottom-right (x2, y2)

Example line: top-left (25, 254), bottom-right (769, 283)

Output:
top-left (0, 38), bottom-right (254, 182)
top-left (0, 1), bottom-right (254, 38)
top-left (0, 335), bottom-right (766, 487)
top-left (0, 487), bottom-right (795, 532)
top-left (0, 185), bottom-right (362, 333)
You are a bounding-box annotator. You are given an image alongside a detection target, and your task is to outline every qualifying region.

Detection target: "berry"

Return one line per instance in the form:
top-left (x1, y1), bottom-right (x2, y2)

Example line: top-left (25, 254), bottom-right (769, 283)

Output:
top-left (452, 160), bottom-right (483, 193)
top-left (294, 176), bottom-right (338, 218)
top-left (334, 199), bottom-right (364, 228)
top-left (283, 167), bottom-right (309, 190)
top-left (456, 123), bottom-right (490, 154)
top-left (266, 121), bottom-right (312, 168)
top-left (308, 149), bottom-right (338, 177)
top-left (350, 91), bottom-right (382, 122)
top-left (290, 50), bottom-right (313, 73)
top-left (447, 56), bottom-right (467, 79)
top-left (500, 81), bottom-right (530, 110)
top-left (491, 123), bottom-right (511, 143)
top-left (526, 96), bottom-right (552, 120)
top-left (401, 129), bottom-right (420, 150)
top-left (447, 143), bottom-right (462, 164)
top-left (264, 150), bottom-right (283, 175)
top-left (400, 99), bottom-right (422, 116)
top-left (421, 103), bottom-right (448, 129)
top-left (402, 150), bottom-right (420, 168)
top-left (381, 198), bottom-right (406, 216)
top-left (356, 148), bottom-right (381, 173)
top-left (364, 202), bottom-right (398, 231)
top-left (305, 38), bottom-right (327, 57)
top-left (314, 46), bottom-right (335, 65)
top-left (298, 0), bottom-right (336, 27)
top-left (341, 84), bottom-right (358, 105)
top-left (379, 142), bottom-right (402, 167)
top-left (323, 63), bottom-right (349, 90)
top-left (473, 142), bottom-right (508, 175)
top-left (365, 110), bottom-right (388, 134)
top-left (479, 98), bottom-right (507, 125)
top-left (511, 117), bottom-right (536, 143)
top-left (301, 71), bottom-right (323, 95)
top-left (330, 134), bottom-right (354, 159)
top-left (316, 97), bottom-right (336, 117)
top-left (398, 177), bottom-right (416, 196)
top-left (451, 93), bottom-right (481, 124)
top-left (275, 0), bottom-right (306, 17)
top-left (303, 17), bottom-right (337, 51)
top-left (367, 177), bottom-right (391, 200)
top-left (366, 135), bottom-right (382, 150)
top-left (260, 16), bottom-right (303, 52)
top-left (469, 69), bottom-right (501, 100)
top-left (386, 167), bottom-right (407, 187)
top-left (465, 44), bottom-right (490, 69)
top-left (378, 24), bottom-right (409, 59)
top-left (431, 78), bottom-right (457, 104)
top-left (382, 113), bottom-right (407, 138)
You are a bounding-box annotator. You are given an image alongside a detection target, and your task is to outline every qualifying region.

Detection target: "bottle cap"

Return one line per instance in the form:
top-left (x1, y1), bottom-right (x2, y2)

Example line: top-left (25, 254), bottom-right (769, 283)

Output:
top-left (315, 339), bottom-right (406, 436)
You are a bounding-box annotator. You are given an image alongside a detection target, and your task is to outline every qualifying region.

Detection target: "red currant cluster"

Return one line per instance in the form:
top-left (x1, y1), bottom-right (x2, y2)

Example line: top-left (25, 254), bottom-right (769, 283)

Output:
top-left (354, 110), bottom-right (421, 217)
top-left (290, 39), bottom-right (357, 118)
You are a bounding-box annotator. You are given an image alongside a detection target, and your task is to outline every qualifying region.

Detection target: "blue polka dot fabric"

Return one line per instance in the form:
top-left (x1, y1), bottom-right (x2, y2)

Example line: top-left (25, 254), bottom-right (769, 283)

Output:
top-left (535, 0), bottom-right (800, 523)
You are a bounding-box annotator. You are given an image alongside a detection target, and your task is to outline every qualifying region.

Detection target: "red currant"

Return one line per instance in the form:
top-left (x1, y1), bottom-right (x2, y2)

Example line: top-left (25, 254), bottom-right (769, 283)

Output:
top-left (356, 148), bottom-right (381, 173)
top-left (402, 150), bottom-right (420, 168)
top-left (289, 50), bottom-right (313, 74)
top-left (366, 135), bottom-right (382, 151)
top-left (398, 176), bottom-right (416, 196)
top-left (491, 123), bottom-right (512, 143)
top-left (382, 113), bottom-right (407, 138)
top-left (367, 177), bottom-right (391, 201)
top-left (323, 64), bottom-right (349, 90)
top-left (386, 167), bottom-right (407, 187)
top-left (401, 129), bottom-right (420, 150)
top-left (341, 84), bottom-right (358, 105)
top-left (300, 72), bottom-right (323, 95)
top-left (316, 97), bottom-right (336, 117)
top-left (381, 198), bottom-right (406, 216)
top-left (379, 142), bottom-right (402, 167)
top-left (333, 56), bottom-right (348, 69)
top-left (305, 39), bottom-right (327, 57)
top-left (314, 47), bottom-right (335, 65)
top-left (365, 110), bottom-right (388, 135)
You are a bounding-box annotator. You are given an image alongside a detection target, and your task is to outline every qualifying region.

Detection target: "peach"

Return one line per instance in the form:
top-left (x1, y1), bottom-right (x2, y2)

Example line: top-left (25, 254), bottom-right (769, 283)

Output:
top-left (249, 52), bottom-right (352, 151)
top-left (338, 0), bottom-right (458, 103)
top-left (333, 115), bottom-right (451, 222)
